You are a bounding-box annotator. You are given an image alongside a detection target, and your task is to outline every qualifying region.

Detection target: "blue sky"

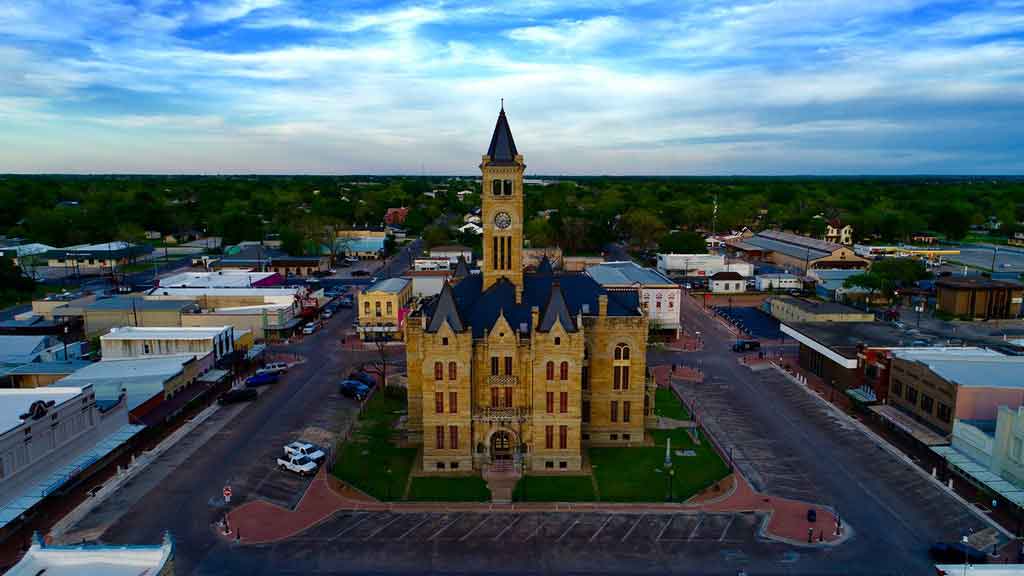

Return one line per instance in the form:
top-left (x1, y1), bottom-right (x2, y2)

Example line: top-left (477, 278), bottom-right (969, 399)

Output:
top-left (1, 0), bottom-right (1023, 174)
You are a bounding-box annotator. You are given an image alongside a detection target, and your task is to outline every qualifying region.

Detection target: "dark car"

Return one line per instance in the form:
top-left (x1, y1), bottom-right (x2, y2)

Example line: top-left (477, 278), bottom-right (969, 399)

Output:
top-left (340, 380), bottom-right (370, 400)
top-left (351, 270), bottom-right (370, 277)
top-left (929, 541), bottom-right (988, 564)
top-left (732, 340), bottom-right (761, 352)
top-left (337, 296), bottom-right (354, 308)
top-left (218, 388), bottom-right (258, 405)
top-left (245, 371), bottom-right (280, 387)
top-left (348, 370), bottom-right (377, 388)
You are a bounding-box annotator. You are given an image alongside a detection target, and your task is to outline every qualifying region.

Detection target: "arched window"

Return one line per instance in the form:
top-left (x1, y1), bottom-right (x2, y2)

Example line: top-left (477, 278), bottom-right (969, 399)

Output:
top-left (613, 343), bottom-right (631, 390)
top-left (559, 361), bottom-right (569, 380)
top-left (546, 361), bottom-right (555, 381)
top-left (615, 343), bottom-right (630, 360)
top-left (448, 361), bottom-right (457, 380)
top-left (434, 362), bottom-right (443, 380)
top-left (503, 179), bottom-right (513, 195)
top-left (492, 180), bottom-right (502, 195)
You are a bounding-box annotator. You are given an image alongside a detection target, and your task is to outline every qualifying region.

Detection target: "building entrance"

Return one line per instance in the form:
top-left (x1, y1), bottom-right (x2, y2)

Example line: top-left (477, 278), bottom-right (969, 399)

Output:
top-left (491, 431), bottom-right (512, 461)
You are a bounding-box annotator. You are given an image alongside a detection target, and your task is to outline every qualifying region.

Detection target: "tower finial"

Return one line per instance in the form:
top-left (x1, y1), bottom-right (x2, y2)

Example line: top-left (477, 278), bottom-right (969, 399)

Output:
top-left (500, 97), bottom-right (504, 111)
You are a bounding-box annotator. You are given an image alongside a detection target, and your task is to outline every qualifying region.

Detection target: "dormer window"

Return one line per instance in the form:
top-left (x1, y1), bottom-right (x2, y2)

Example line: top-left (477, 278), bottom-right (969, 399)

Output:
top-left (554, 337), bottom-right (561, 346)
top-left (503, 180), bottom-right (513, 195)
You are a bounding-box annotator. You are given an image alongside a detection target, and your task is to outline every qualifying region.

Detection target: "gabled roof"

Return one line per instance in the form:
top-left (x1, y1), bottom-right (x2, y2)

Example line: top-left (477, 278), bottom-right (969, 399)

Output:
top-left (711, 271), bottom-right (744, 281)
top-left (536, 256), bottom-right (553, 276)
top-left (485, 106), bottom-right (519, 164)
top-left (538, 281), bottom-right (576, 332)
top-left (426, 282), bottom-right (464, 333)
top-left (453, 255), bottom-right (470, 280)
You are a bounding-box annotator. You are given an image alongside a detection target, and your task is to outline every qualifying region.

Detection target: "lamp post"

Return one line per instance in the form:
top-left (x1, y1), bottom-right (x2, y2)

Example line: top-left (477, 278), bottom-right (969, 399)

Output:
top-left (62, 325), bottom-right (69, 361)
top-left (664, 437), bottom-right (673, 501)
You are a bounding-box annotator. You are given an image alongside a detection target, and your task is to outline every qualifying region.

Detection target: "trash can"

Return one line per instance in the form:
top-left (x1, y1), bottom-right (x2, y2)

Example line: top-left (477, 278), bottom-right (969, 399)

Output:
top-left (807, 508), bottom-right (817, 523)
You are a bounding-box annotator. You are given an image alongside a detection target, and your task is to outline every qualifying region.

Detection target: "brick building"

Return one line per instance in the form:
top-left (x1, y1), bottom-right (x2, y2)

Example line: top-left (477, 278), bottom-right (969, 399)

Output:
top-left (405, 107), bottom-right (653, 474)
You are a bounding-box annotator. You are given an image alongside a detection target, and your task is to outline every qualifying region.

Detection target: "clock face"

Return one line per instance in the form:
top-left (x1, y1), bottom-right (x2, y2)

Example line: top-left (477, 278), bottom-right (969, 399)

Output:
top-left (494, 211), bottom-right (512, 229)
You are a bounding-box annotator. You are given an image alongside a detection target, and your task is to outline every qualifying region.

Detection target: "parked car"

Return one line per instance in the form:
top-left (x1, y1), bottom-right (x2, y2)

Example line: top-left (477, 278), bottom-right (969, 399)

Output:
top-left (352, 270), bottom-right (370, 277)
top-left (348, 370), bottom-right (377, 388)
top-left (322, 309), bottom-right (333, 320)
top-left (218, 388), bottom-right (258, 405)
top-left (337, 296), bottom-right (354, 308)
top-left (929, 541), bottom-right (988, 564)
top-left (345, 256), bottom-right (360, 264)
top-left (283, 441), bottom-right (326, 463)
top-left (302, 322), bottom-right (319, 335)
top-left (340, 380), bottom-right (370, 400)
top-left (732, 340), bottom-right (761, 352)
top-left (277, 454), bottom-right (318, 476)
top-left (260, 362), bottom-right (289, 374)
top-left (245, 371), bottom-right (279, 387)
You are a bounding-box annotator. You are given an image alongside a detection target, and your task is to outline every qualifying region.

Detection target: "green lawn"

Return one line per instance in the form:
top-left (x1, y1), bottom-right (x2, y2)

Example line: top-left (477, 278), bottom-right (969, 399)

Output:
top-left (590, 429), bottom-right (730, 502)
top-left (512, 475), bottom-right (596, 502)
top-left (408, 475), bottom-right (491, 502)
top-left (654, 388), bottom-right (691, 421)
top-left (332, 388), bottom-right (416, 501)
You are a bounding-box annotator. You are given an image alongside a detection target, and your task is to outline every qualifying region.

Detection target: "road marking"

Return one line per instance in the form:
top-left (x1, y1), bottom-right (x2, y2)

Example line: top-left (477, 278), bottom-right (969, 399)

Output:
top-left (458, 516), bottom-right (490, 541)
top-left (331, 513), bottom-right (374, 540)
top-left (556, 517), bottom-right (579, 542)
top-left (655, 516), bottom-right (673, 541)
top-left (363, 514), bottom-right (404, 540)
top-left (621, 514), bottom-right (643, 543)
top-left (395, 515), bottom-right (432, 540)
top-left (588, 514), bottom-right (614, 543)
top-left (428, 514), bottom-right (462, 540)
top-left (523, 516), bottom-right (547, 541)
top-left (718, 515), bottom-right (735, 541)
top-left (687, 514), bottom-right (705, 540)
top-left (492, 514), bottom-right (521, 541)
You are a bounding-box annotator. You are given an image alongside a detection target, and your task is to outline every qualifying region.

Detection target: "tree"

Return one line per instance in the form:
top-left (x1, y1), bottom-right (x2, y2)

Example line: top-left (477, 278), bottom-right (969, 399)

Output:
top-left (422, 225), bottom-right (451, 248)
top-left (622, 209), bottom-right (666, 250)
top-left (280, 228), bottom-right (304, 256)
top-left (658, 231), bottom-right (707, 254)
top-left (844, 258), bottom-right (929, 304)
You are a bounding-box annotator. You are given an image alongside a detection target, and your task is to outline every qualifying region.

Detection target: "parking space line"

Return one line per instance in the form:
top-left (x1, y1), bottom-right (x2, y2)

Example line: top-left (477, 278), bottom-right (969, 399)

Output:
top-left (363, 514), bottom-right (404, 540)
top-left (458, 516), bottom-right (490, 542)
top-left (331, 513), bottom-right (374, 541)
top-left (588, 514), bottom-right (613, 543)
top-left (396, 515), bottom-right (432, 540)
top-left (621, 514), bottom-right (643, 543)
top-left (656, 516), bottom-right (673, 541)
top-left (687, 515), bottom-right (705, 540)
top-left (556, 518), bottom-right (579, 542)
top-left (523, 516), bottom-right (547, 541)
top-left (492, 515), bottom-right (521, 541)
top-left (718, 515), bottom-right (735, 541)
top-left (428, 515), bottom-right (462, 540)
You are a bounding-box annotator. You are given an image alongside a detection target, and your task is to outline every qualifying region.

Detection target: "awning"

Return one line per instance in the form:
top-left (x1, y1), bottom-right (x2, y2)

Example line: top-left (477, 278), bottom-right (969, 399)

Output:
top-left (932, 445), bottom-right (1024, 508)
top-left (869, 404), bottom-right (949, 446)
top-left (846, 387), bottom-right (878, 404)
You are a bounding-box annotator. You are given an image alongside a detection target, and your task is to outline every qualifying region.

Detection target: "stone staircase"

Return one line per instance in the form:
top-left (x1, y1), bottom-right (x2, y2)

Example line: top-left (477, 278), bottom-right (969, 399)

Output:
top-left (483, 461), bottom-right (520, 503)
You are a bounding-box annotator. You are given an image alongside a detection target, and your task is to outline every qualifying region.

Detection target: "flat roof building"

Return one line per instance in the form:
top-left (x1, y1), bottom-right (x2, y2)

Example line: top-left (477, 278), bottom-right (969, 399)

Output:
top-left (5, 532), bottom-right (175, 576)
top-left (83, 296), bottom-right (199, 336)
top-left (587, 261), bottom-right (681, 332)
top-left (936, 276), bottom-right (1023, 319)
top-left (157, 270), bottom-right (282, 289)
top-left (357, 277), bottom-right (413, 341)
top-left (101, 325), bottom-right (234, 361)
top-left (768, 296), bottom-right (875, 324)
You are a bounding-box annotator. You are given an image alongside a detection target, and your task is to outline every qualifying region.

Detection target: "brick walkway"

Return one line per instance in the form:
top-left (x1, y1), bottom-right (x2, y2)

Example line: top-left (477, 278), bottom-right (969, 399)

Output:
top-left (225, 463), bottom-right (847, 547)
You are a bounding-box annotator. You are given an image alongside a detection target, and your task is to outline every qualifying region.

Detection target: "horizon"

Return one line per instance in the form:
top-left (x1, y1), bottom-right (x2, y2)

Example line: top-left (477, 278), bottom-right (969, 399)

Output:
top-left (2, 1), bottom-right (1023, 174)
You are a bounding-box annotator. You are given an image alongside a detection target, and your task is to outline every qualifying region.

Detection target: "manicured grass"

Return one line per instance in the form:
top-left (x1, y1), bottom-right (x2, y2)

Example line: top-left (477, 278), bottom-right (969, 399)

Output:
top-left (512, 475), bottom-right (596, 502)
top-left (332, 388), bottom-right (416, 501)
top-left (654, 388), bottom-right (691, 421)
top-left (408, 475), bottom-right (491, 502)
top-left (590, 429), bottom-right (730, 502)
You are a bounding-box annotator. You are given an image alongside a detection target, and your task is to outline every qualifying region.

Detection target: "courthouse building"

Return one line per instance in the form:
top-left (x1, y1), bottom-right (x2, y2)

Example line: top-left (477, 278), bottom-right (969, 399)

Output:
top-left (405, 107), bottom-right (653, 473)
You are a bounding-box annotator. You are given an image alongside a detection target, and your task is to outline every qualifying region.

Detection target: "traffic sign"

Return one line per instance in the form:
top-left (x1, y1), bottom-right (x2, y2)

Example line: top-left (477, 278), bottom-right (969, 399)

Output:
top-left (223, 485), bottom-right (232, 503)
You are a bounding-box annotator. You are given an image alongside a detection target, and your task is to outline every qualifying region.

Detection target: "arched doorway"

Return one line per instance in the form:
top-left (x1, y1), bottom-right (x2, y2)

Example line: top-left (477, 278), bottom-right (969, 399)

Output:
top-left (488, 428), bottom-right (518, 463)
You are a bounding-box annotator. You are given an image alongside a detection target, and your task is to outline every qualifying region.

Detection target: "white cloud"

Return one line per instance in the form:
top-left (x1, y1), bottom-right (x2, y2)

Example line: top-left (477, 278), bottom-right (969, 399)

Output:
top-left (505, 16), bottom-right (631, 51)
top-left (194, 0), bottom-right (283, 25)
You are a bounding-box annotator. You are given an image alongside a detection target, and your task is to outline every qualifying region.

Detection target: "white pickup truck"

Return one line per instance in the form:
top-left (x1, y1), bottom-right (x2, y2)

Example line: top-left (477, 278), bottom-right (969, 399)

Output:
top-left (283, 441), bottom-right (326, 463)
top-left (276, 454), bottom-right (318, 476)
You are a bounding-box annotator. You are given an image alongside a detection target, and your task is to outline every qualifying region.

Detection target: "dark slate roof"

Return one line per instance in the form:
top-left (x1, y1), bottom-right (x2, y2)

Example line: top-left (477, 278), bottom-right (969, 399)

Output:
top-left (536, 256), bottom-right (553, 275)
top-left (426, 282), bottom-right (464, 333)
top-left (453, 255), bottom-right (470, 280)
top-left (485, 107), bottom-right (518, 164)
top-left (538, 281), bottom-right (575, 332)
top-left (428, 272), bottom-right (640, 338)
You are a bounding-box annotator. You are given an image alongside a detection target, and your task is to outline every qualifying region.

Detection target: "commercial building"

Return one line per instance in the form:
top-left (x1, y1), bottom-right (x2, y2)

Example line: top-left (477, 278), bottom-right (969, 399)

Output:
top-left (101, 326), bottom-right (234, 361)
top-left (357, 277), bottom-right (413, 341)
top-left (211, 244), bottom-right (328, 276)
top-left (337, 236), bottom-right (387, 259)
top-left (0, 385), bottom-right (143, 534)
top-left (587, 261), bottom-right (682, 333)
top-left (43, 242), bottom-right (152, 272)
top-left (406, 108), bottom-right (653, 474)
top-left (407, 270), bottom-right (453, 298)
top-left (935, 277), bottom-right (1023, 319)
top-left (0, 360), bottom-right (92, 388)
top-left (182, 302), bottom-right (301, 341)
top-left (710, 271), bottom-right (746, 294)
top-left (743, 230), bottom-right (869, 273)
top-left (6, 532), bottom-right (175, 576)
top-left (768, 297), bottom-right (875, 324)
top-left (810, 269), bottom-right (874, 302)
top-left (754, 274), bottom-right (802, 292)
top-left (0, 335), bottom-right (54, 365)
top-left (429, 245), bottom-right (474, 264)
top-left (145, 286), bottom-right (305, 309)
top-left (0, 242), bottom-right (54, 266)
top-left (82, 297), bottom-right (199, 336)
top-left (656, 253), bottom-right (753, 278)
top-left (413, 257), bottom-right (454, 271)
top-left (156, 270), bottom-right (282, 289)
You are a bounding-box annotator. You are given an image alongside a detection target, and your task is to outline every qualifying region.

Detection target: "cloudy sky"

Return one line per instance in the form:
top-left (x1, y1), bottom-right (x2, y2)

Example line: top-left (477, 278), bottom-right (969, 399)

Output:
top-left (1, 0), bottom-right (1023, 174)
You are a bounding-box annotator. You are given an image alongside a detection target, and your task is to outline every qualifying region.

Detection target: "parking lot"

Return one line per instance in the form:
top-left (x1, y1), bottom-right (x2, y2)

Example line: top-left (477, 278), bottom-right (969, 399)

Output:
top-left (952, 245), bottom-right (1024, 272)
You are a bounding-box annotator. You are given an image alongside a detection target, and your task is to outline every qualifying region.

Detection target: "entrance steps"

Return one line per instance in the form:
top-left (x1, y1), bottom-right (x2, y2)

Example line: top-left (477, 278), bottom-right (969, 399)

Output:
top-left (483, 461), bottom-right (520, 503)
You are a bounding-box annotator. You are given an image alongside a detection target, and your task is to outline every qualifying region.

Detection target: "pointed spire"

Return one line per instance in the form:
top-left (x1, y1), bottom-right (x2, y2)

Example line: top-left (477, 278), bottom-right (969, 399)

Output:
top-left (538, 280), bottom-right (576, 332)
top-left (485, 106), bottom-right (518, 164)
top-left (452, 255), bottom-right (469, 280)
top-left (427, 281), bottom-right (464, 333)
top-left (536, 255), bottom-right (553, 275)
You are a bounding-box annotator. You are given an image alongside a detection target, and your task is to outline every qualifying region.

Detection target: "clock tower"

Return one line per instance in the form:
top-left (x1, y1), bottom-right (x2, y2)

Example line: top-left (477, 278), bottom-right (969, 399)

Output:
top-left (480, 104), bottom-right (525, 292)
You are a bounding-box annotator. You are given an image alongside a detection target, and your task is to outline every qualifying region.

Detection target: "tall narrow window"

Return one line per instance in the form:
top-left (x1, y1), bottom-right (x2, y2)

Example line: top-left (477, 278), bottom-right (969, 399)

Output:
top-left (610, 401), bottom-right (619, 422)
top-left (505, 237), bottom-right (512, 269)
top-left (559, 425), bottom-right (567, 449)
top-left (546, 391), bottom-right (554, 413)
top-left (492, 179), bottom-right (502, 195)
top-left (582, 366), bottom-right (590, 390)
top-left (435, 392), bottom-right (444, 414)
top-left (582, 400), bottom-right (591, 423)
top-left (622, 366), bottom-right (630, 390)
top-left (503, 179), bottom-right (513, 196)
top-left (491, 356), bottom-right (499, 376)
top-left (559, 361), bottom-right (569, 381)
top-left (386, 302), bottom-right (393, 315)
top-left (559, 391), bottom-right (568, 413)
top-left (491, 387), bottom-right (499, 408)
top-left (448, 361), bottom-right (457, 380)
top-left (546, 361), bottom-right (555, 381)
top-left (434, 362), bottom-right (443, 380)
top-left (492, 236), bottom-right (498, 269)
top-left (613, 366), bottom-right (621, 390)
top-left (450, 426), bottom-right (459, 450)
top-left (545, 425), bottom-right (554, 449)
top-left (449, 391), bottom-right (457, 414)
top-left (623, 401), bottom-right (631, 423)
top-left (613, 343), bottom-right (630, 390)
top-left (499, 237), bottom-right (505, 270)
top-left (436, 425), bottom-right (445, 449)
top-left (504, 387), bottom-right (513, 408)
top-left (504, 355), bottom-right (513, 375)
